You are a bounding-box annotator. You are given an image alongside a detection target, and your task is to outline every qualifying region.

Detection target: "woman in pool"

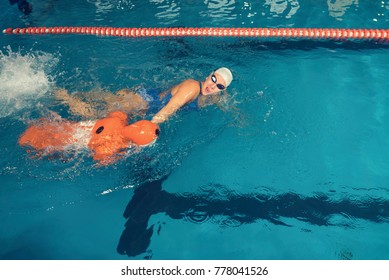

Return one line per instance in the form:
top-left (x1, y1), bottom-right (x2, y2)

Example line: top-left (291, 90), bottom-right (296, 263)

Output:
top-left (55, 67), bottom-right (233, 124)
top-left (54, 67), bottom-right (233, 123)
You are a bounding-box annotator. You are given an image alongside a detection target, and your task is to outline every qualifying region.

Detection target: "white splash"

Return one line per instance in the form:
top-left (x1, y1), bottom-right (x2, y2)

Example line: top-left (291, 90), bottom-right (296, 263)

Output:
top-left (0, 46), bottom-right (58, 118)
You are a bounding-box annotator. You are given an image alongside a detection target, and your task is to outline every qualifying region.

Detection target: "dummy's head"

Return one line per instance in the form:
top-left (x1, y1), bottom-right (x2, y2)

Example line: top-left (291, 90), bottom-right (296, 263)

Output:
top-left (123, 120), bottom-right (160, 146)
top-left (202, 67), bottom-right (233, 96)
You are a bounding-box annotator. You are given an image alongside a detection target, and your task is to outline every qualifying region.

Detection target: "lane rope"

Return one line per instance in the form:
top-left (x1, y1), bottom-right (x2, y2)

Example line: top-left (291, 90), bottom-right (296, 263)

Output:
top-left (3, 27), bottom-right (389, 41)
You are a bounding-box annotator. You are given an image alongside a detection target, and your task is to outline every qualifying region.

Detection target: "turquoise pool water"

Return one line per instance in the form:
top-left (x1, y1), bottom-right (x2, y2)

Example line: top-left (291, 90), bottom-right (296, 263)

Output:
top-left (1, 0), bottom-right (389, 259)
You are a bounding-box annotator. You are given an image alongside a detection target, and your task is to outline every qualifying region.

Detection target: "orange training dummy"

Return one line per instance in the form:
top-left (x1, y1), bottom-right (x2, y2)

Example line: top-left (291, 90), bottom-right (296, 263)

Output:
top-left (19, 111), bottom-right (160, 164)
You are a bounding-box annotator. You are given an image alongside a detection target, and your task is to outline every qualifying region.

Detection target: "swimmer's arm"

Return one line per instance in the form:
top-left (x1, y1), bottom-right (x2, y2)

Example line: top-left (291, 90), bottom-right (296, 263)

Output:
top-left (54, 89), bottom-right (96, 118)
top-left (152, 80), bottom-right (198, 124)
top-left (215, 91), bottom-right (231, 112)
top-left (151, 95), bottom-right (187, 124)
top-left (198, 93), bottom-right (221, 109)
top-left (199, 90), bottom-right (244, 125)
top-left (198, 90), bottom-right (230, 112)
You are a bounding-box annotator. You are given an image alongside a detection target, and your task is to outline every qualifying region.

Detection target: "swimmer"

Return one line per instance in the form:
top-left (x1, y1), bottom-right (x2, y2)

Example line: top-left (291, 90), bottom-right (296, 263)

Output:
top-left (54, 67), bottom-right (233, 123)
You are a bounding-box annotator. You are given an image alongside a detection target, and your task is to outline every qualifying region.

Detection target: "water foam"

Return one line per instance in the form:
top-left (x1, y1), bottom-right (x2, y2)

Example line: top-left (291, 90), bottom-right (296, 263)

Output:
top-left (0, 46), bottom-right (59, 118)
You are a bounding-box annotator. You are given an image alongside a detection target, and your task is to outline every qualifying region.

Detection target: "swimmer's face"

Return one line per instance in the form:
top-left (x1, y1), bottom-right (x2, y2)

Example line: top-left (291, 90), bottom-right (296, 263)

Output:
top-left (202, 72), bottom-right (227, 95)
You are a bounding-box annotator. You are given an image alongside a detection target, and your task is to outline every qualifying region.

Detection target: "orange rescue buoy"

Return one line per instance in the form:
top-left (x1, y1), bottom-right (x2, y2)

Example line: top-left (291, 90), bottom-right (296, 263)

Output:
top-left (19, 111), bottom-right (160, 164)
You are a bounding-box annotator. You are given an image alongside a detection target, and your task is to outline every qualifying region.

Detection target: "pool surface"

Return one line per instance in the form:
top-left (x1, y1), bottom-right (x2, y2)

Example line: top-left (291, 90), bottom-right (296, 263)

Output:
top-left (1, 0), bottom-right (389, 260)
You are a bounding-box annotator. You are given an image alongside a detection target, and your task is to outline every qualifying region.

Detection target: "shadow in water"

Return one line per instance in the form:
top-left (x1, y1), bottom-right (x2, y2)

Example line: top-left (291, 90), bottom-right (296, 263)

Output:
top-left (117, 176), bottom-right (389, 257)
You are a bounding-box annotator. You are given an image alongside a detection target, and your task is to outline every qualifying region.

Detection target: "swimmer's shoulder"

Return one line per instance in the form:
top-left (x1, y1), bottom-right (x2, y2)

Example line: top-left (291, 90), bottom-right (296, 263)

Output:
top-left (181, 79), bottom-right (200, 87)
top-left (171, 79), bottom-right (200, 96)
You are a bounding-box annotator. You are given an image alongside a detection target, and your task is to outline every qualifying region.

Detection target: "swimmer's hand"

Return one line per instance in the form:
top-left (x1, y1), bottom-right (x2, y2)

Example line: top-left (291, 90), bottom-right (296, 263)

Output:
top-left (54, 89), bottom-right (70, 101)
top-left (151, 115), bottom-right (165, 124)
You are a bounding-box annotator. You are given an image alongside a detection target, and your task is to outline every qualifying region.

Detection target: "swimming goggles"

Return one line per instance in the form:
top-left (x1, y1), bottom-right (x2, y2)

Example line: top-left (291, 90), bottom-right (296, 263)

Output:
top-left (211, 73), bottom-right (226, 90)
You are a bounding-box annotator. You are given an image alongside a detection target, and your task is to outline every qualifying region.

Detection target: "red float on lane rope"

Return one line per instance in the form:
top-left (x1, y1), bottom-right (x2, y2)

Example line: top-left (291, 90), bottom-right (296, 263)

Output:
top-left (3, 27), bottom-right (389, 41)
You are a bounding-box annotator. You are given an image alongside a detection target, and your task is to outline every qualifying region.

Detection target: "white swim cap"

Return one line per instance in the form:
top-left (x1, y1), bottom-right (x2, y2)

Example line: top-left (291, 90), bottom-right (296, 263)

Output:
top-left (214, 67), bottom-right (233, 87)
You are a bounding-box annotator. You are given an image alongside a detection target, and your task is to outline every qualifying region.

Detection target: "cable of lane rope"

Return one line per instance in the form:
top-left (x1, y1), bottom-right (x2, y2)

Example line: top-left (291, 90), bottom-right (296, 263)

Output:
top-left (3, 27), bottom-right (389, 41)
